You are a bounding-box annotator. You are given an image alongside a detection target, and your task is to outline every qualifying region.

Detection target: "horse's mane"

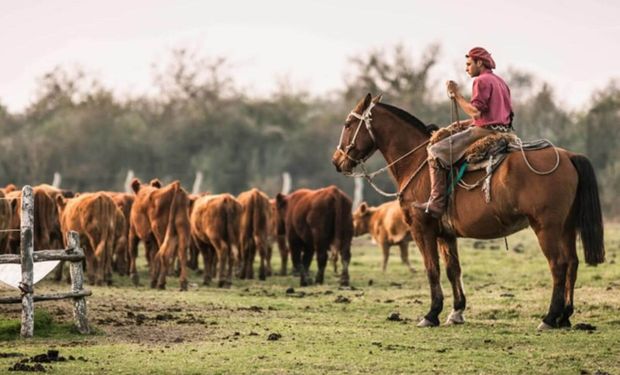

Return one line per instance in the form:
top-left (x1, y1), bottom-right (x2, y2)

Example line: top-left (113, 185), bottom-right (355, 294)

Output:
top-left (377, 103), bottom-right (433, 136)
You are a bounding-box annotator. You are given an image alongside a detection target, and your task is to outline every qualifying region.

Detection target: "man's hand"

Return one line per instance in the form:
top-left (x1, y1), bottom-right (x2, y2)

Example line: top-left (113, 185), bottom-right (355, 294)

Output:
top-left (446, 80), bottom-right (459, 98)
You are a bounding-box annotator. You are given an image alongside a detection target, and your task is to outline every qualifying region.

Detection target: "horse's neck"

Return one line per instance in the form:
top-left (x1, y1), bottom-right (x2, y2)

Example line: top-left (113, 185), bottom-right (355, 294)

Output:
top-left (374, 111), bottom-right (430, 185)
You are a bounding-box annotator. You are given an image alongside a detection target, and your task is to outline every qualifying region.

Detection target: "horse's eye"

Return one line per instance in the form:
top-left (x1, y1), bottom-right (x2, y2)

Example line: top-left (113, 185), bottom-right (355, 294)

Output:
top-left (344, 119), bottom-right (352, 128)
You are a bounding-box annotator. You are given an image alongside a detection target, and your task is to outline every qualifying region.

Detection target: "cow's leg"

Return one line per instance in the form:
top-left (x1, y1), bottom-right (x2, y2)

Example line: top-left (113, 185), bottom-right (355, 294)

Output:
top-left (82, 243), bottom-right (97, 286)
top-left (288, 234), bottom-right (304, 284)
top-left (315, 245), bottom-right (328, 285)
top-left (300, 242), bottom-right (315, 287)
top-left (438, 236), bottom-right (466, 325)
top-left (226, 241), bottom-right (235, 288)
top-left (128, 227), bottom-right (141, 286)
top-left (278, 235), bottom-right (289, 276)
top-left (245, 241), bottom-right (255, 280)
top-left (256, 234), bottom-right (268, 281)
top-left (214, 240), bottom-right (231, 288)
top-left (200, 241), bottom-right (213, 286)
top-left (53, 261), bottom-right (65, 282)
top-left (413, 225), bottom-right (442, 327)
top-left (264, 236), bottom-right (273, 277)
top-left (176, 228), bottom-right (189, 291)
top-left (339, 238), bottom-right (351, 287)
top-left (238, 234), bottom-right (247, 279)
top-left (380, 242), bottom-right (390, 273)
top-left (399, 241), bottom-right (415, 273)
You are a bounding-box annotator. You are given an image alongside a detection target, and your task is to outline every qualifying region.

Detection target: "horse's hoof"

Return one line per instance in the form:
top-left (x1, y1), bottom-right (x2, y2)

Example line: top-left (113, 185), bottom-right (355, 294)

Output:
top-left (417, 318), bottom-right (439, 328)
top-left (537, 321), bottom-right (554, 331)
top-left (445, 309), bottom-right (465, 325)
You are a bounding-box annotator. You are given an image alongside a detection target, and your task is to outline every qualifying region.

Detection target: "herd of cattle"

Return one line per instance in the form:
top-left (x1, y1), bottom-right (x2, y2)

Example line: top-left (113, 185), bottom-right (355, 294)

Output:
top-left (0, 180), bottom-right (416, 290)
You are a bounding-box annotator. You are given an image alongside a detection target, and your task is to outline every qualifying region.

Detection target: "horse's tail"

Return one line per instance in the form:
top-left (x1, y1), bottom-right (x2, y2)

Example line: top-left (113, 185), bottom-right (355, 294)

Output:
top-left (570, 154), bottom-right (605, 265)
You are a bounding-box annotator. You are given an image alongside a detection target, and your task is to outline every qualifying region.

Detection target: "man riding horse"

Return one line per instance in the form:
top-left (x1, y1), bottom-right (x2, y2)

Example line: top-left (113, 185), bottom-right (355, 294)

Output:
top-left (413, 47), bottom-right (514, 218)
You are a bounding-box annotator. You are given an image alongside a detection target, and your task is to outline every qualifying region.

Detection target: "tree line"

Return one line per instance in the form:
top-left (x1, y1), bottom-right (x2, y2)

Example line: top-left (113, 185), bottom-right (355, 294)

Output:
top-left (1, 45), bottom-right (618, 217)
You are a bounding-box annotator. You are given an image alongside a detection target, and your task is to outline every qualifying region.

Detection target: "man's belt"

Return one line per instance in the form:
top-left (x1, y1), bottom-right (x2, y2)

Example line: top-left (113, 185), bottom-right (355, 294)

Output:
top-left (485, 124), bottom-right (512, 132)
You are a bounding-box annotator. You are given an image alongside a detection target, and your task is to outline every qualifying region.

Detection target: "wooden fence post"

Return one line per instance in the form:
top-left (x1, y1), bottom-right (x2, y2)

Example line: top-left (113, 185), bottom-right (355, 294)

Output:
top-left (20, 185), bottom-right (34, 338)
top-left (67, 231), bottom-right (90, 334)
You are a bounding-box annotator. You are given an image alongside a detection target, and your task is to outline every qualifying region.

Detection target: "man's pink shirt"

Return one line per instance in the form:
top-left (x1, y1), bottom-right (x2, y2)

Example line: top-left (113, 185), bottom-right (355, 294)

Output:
top-left (470, 70), bottom-right (512, 127)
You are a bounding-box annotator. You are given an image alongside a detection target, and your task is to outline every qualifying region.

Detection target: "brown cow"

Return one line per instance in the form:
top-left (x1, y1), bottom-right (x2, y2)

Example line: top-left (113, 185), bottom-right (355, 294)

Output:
top-left (275, 186), bottom-right (353, 287)
top-left (35, 184), bottom-right (75, 200)
top-left (268, 198), bottom-right (290, 276)
top-left (57, 192), bottom-right (117, 285)
top-left (190, 194), bottom-right (241, 287)
top-left (5, 187), bottom-right (63, 254)
top-left (353, 201), bottom-right (415, 273)
top-left (0, 191), bottom-right (16, 254)
top-left (129, 178), bottom-right (191, 290)
top-left (237, 188), bottom-right (272, 280)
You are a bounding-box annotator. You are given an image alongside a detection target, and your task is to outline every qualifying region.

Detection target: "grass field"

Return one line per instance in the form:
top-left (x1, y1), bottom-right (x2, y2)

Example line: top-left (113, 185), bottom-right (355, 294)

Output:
top-left (1, 225), bottom-right (619, 374)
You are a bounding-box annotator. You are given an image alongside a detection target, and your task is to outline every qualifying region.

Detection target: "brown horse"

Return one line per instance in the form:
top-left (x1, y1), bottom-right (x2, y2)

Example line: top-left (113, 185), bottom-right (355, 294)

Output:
top-left (332, 93), bottom-right (605, 329)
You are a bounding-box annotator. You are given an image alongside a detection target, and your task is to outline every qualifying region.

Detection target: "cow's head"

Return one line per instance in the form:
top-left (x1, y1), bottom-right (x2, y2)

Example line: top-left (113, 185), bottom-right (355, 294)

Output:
top-left (352, 202), bottom-right (372, 237)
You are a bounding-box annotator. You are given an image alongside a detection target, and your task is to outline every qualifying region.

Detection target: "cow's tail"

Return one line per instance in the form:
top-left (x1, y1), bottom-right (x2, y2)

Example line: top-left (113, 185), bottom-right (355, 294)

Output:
top-left (570, 154), bottom-right (605, 265)
top-left (331, 188), bottom-right (353, 253)
top-left (161, 182), bottom-right (182, 257)
top-left (91, 194), bottom-right (116, 284)
top-left (225, 195), bottom-right (241, 262)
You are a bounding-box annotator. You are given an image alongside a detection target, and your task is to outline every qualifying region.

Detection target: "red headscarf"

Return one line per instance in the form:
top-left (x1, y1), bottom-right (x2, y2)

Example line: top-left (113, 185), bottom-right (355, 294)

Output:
top-left (466, 47), bottom-right (496, 69)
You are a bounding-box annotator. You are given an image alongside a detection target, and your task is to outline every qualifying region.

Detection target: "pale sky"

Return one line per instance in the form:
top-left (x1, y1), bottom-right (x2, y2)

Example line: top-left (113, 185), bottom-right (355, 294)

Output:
top-left (1, 0), bottom-right (618, 113)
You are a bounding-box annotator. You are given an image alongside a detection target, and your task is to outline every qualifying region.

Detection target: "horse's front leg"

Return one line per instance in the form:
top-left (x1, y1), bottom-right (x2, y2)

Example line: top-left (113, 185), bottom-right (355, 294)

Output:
top-left (412, 225), bottom-right (443, 327)
top-left (438, 236), bottom-right (466, 325)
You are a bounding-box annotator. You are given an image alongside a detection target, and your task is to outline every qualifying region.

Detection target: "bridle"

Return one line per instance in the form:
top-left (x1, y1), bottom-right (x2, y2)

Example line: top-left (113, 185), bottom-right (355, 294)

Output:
top-left (335, 102), bottom-right (429, 199)
top-left (336, 101), bottom-right (378, 165)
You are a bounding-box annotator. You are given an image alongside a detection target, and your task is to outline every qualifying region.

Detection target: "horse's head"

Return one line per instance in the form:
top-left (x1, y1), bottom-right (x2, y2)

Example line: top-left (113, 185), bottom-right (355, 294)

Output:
top-left (332, 93), bottom-right (382, 174)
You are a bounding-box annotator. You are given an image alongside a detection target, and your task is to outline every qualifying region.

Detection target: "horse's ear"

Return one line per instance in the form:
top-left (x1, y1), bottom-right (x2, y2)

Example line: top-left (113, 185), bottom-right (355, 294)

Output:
top-left (363, 93), bottom-right (372, 109)
top-left (372, 94), bottom-right (382, 104)
top-left (359, 202), bottom-right (368, 213)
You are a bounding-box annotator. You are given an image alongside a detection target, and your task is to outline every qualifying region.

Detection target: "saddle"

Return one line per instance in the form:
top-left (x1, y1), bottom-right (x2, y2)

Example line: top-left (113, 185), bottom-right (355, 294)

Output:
top-left (430, 125), bottom-right (553, 201)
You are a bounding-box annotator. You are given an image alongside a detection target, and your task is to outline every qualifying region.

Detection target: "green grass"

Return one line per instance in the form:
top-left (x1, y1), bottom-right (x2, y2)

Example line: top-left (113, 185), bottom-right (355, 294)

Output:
top-left (1, 225), bottom-right (619, 374)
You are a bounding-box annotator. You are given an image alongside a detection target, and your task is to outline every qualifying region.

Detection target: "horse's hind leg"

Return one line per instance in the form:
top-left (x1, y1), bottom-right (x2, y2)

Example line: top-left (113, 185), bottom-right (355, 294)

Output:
top-left (559, 227), bottom-right (578, 328)
top-left (438, 236), bottom-right (466, 325)
top-left (533, 223), bottom-right (568, 329)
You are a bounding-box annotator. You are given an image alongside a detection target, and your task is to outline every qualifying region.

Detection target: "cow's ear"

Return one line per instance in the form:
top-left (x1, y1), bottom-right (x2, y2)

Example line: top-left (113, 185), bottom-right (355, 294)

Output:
top-left (189, 195), bottom-right (198, 211)
top-left (275, 193), bottom-right (286, 209)
top-left (5, 184), bottom-right (17, 193)
top-left (56, 195), bottom-right (67, 209)
top-left (359, 202), bottom-right (368, 213)
top-left (150, 179), bottom-right (162, 188)
top-left (131, 178), bottom-right (141, 193)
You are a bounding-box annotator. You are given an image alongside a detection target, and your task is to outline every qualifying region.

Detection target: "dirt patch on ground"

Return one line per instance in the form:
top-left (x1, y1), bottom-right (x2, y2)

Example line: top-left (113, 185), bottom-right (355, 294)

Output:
top-left (0, 291), bottom-right (239, 344)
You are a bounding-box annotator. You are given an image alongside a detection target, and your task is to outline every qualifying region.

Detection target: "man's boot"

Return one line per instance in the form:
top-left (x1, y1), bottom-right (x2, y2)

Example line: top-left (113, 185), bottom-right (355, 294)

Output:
top-left (412, 159), bottom-right (447, 219)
